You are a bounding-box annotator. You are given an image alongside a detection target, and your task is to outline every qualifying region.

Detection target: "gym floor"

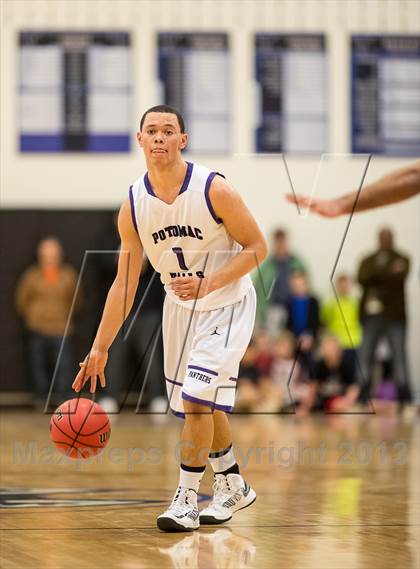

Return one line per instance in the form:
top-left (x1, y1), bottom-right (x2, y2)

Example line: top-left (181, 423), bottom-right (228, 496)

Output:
top-left (1, 410), bottom-right (419, 569)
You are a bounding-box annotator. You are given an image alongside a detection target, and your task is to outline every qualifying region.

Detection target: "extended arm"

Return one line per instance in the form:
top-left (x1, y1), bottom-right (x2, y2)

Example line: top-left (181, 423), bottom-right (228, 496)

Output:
top-left (171, 176), bottom-right (268, 301)
top-left (73, 199), bottom-right (143, 393)
top-left (285, 161), bottom-right (420, 217)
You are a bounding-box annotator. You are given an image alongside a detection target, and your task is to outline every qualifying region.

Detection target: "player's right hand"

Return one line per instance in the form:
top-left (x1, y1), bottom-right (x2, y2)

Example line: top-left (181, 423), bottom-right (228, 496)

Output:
top-left (72, 349), bottom-right (108, 394)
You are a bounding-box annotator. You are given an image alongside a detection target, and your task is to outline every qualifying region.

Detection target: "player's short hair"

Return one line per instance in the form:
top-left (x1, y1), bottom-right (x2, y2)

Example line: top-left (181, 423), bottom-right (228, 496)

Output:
top-left (139, 105), bottom-right (185, 133)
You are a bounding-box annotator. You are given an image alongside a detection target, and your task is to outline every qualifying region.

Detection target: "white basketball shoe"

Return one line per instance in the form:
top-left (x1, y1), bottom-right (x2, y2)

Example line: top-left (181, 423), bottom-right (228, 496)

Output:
top-left (157, 487), bottom-right (200, 532)
top-left (199, 473), bottom-right (256, 524)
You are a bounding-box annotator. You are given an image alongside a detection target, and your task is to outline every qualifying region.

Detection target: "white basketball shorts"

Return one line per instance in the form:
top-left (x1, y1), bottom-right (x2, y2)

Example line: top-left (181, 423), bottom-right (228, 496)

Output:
top-left (162, 286), bottom-right (256, 417)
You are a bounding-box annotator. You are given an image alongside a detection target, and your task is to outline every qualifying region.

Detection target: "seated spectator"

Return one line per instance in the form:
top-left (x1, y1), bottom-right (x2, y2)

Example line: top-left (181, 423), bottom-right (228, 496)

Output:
top-left (297, 335), bottom-right (360, 416)
top-left (270, 331), bottom-right (308, 411)
top-left (235, 338), bottom-right (269, 413)
top-left (237, 332), bottom-right (309, 414)
top-left (286, 271), bottom-right (320, 373)
top-left (253, 228), bottom-right (306, 333)
top-left (15, 237), bottom-right (80, 408)
top-left (253, 329), bottom-right (275, 377)
top-left (321, 273), bottom-right (362, 370)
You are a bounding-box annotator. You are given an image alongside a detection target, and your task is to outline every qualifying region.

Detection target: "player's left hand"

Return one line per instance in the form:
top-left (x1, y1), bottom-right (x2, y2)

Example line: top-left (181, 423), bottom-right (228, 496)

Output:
top-left (170, 276), bottom-right (212, 301)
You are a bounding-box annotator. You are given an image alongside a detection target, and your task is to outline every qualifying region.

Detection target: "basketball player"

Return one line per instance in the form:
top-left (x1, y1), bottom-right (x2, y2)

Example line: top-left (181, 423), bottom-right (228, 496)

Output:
top-left (285, 160), bottom-right (420, 217)
top-left (72, 105), bottom-right (268, 532)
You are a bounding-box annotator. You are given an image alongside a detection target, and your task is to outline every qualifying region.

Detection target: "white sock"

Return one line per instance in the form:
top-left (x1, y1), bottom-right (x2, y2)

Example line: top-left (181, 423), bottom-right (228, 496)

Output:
top-left (208, 444), bottom-right (236, 474)
top-left (179, 465), bottom-right (205, 492)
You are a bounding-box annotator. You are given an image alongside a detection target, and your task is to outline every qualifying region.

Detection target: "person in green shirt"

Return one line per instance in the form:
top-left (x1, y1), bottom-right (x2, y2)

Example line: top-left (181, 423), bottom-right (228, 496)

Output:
top-left (253, 228), bottom-right (306, 332)
top-left (321, 273), bottom-right (362, 373)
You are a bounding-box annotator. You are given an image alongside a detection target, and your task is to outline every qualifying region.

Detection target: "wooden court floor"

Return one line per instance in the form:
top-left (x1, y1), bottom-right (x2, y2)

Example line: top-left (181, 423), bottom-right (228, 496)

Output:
top-left (1, 410), bottom-right (419, 569)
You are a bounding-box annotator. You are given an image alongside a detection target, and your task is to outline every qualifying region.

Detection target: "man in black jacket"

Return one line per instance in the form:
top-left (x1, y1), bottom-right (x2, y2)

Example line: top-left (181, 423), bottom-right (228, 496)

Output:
top-left (357, 228), bottom-right (411, 404)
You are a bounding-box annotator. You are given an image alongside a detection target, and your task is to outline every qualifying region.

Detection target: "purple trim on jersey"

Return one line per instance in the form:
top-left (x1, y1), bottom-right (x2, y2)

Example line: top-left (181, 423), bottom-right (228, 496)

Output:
top-left (128, 185), bottom-right (139, 234)
top-left (144, 161), bottom-right (194, 198)
top-left (182, 391), bottom-right (234, 413)
top-left (171, 409), bottom-right (186, 419)
top-left (204, 172), bottom-right (224, 224)
top-left (228, 377), bottom-right (237, 382)
top-left (144, 172), bottom-right (154, 196)
top-left (179, 161), bottom-right (194, 194)
top-left (165, 377), bottom-right (183, 387)
top-left (187, 364), bottom-right (218, 377)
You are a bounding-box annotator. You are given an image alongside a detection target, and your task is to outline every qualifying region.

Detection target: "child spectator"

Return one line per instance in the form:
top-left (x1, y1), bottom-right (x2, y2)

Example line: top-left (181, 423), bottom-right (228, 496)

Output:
top-left (253, 228), bottom-right (307, 332)
top-left (236, 336), bottom-right (282, 413)
top-left (253, 329), bottom-right (275, 376)
top-left (321, 273), bottom-right (362, 371)
top-left (286, 271), bottom-right (320, 373)
top-left (297, 335), bottom-right (360, 416)
top-left (237, 332), bottom-right (309, 414)
top-left (236, 338), bottom-right (264, 412)
top-left (270, 331), bottom-right (308, 411)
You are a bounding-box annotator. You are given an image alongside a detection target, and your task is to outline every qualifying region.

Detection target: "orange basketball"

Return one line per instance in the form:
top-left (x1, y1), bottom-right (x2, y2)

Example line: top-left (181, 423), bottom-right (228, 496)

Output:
top-left (50, 398), bottom-right (111, 459)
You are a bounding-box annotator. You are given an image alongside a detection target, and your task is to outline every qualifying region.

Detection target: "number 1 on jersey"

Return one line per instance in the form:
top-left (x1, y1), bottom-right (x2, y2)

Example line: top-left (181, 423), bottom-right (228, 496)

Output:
top-left (172, 247), bottom-right (189, 271)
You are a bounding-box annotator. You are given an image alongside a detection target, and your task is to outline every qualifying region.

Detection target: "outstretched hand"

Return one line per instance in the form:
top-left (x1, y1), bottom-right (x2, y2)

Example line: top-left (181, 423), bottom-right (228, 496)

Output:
top-left (285, 194), bottom-right (344, 218)
top-left (72, 349), bottom-right (108, 394)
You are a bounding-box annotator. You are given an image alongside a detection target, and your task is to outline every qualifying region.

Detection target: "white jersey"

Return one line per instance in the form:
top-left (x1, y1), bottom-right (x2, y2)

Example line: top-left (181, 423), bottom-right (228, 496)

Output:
top-left (129, 161), bottom-right (252, 311)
